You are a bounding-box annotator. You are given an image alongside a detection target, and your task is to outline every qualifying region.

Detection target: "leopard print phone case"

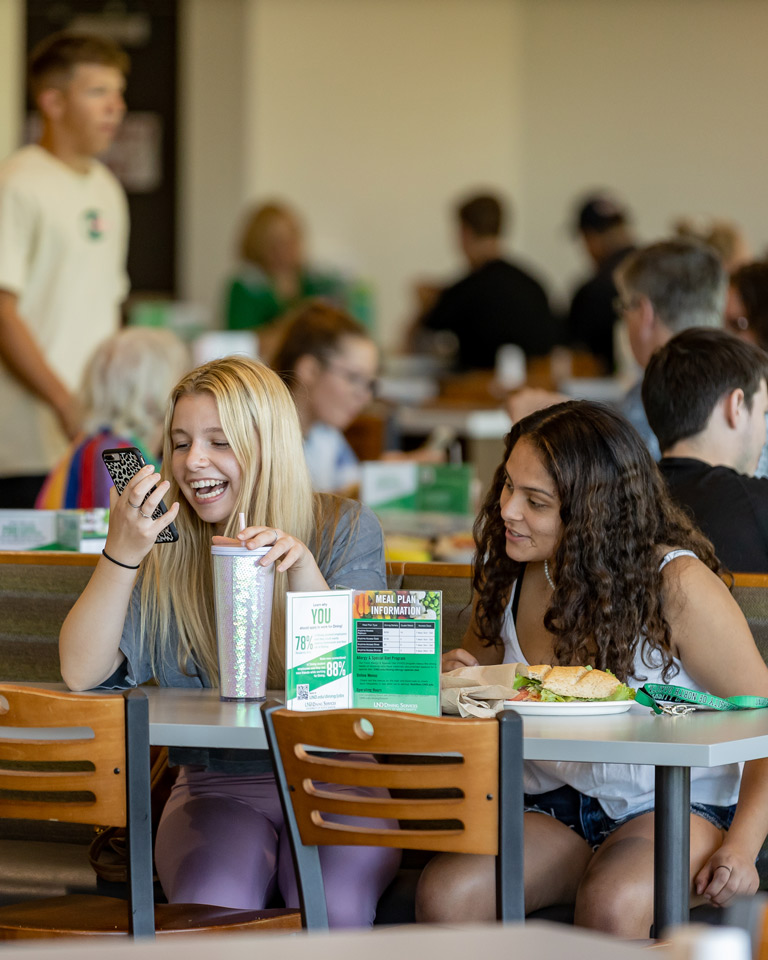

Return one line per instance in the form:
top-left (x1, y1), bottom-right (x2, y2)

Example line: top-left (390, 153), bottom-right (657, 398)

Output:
top-left (101, 447), bottom-right (178, 543)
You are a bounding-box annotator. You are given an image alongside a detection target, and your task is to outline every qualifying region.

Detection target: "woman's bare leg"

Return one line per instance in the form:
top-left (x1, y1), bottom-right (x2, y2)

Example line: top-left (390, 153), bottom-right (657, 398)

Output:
top-left (415, 811), bottom-right (593, 923)
top-left (574, 812), bottom-right (725, 938)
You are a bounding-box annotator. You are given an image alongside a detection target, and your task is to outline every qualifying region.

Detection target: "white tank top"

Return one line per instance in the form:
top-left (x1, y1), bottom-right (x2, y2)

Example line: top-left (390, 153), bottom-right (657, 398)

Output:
top-left (500, 550), bottom-right (741, 819)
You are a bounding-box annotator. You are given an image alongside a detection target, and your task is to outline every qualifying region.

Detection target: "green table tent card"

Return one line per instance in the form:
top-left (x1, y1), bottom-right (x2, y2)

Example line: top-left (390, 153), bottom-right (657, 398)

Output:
top-left (352, 589), bottom-right (442, 715)
top-left (285, 589), bottom-right (442, 715)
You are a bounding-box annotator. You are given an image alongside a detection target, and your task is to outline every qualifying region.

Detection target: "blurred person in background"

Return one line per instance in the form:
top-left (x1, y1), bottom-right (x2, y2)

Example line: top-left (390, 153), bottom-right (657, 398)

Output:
top-left (224, 201), bottom-right (365, 349)
top-left (0, 32), bottom-right (130, 507)
top-left (726, 261), bottom-right (768, 348)
top-left (272, 301), bottom-right (378, 495)
top-left (673, 216), bottom-right (751, 275)
top-left (507, 239), bottom-right (727, 461)
top-left (643, 328), bottom-right (768, 573)
top-left (613, 239), bottom-right (728, 458)
top-left (36, 328), bottom-right (189, 509)
top-left (567, 192), bottom-right (636, 373)
top-left (409, 191), bottom-right (555, 370)
top-left (725, 261), bottom-right (768, 479)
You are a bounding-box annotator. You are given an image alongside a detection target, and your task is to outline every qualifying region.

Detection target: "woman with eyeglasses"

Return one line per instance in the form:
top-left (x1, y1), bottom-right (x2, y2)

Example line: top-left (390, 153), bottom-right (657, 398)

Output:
top-left (272, 300), bottom-right (378, 494)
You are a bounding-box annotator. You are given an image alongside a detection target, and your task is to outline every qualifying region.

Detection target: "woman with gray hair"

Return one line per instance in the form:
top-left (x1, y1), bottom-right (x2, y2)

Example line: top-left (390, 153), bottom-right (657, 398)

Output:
top-left (36, 327), bottom-right (189, 508)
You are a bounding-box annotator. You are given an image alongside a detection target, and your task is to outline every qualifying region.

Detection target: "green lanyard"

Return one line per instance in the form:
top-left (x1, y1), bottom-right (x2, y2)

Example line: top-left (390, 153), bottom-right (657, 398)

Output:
top-left (636, 683), bottom-right (768, 715)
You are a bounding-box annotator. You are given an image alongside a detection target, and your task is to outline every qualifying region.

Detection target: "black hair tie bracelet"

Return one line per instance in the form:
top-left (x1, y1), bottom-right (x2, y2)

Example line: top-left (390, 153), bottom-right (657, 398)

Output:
top-left (102, 549), bottom-right (140, 570)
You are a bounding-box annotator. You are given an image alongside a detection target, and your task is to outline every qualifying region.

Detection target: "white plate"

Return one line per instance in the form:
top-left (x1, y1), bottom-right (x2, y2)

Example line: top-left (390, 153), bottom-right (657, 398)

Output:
top-left (502, 700), bottom-right (634, 716)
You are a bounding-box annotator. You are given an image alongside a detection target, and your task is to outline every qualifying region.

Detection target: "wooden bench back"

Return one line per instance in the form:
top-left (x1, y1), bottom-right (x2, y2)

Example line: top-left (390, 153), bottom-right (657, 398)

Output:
top-left (0, 553), bottom-right (97, 682)
top-left (2, 554), bottom-right (766, 681)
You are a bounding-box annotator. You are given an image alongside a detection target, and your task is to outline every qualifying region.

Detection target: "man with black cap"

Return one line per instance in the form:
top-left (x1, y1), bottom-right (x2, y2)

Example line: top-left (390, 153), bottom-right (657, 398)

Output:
top-left (568, 192), bottom-right (636, 372)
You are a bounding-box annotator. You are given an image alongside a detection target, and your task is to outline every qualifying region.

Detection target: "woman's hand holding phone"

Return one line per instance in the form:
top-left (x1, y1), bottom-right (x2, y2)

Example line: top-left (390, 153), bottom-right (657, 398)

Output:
top-left (105, 464), bottom-right (180, 568)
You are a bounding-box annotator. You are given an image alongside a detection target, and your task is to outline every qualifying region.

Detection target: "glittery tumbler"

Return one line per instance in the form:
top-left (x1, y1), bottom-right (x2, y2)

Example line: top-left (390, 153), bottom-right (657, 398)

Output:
top-left (211, 545), bottom-right (274, 701)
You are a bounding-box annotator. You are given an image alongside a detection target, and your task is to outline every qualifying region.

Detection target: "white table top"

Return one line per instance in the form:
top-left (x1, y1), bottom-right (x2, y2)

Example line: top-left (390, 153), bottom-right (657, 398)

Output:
top-left (143, 687), bottom-right (768, 767)
top-left (0, 919), bottom-right (665, 960)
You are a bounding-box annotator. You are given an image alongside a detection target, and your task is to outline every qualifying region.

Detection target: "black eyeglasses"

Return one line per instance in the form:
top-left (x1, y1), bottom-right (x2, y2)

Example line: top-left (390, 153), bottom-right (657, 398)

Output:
top-left (324, 361), bottom-right (378, 395)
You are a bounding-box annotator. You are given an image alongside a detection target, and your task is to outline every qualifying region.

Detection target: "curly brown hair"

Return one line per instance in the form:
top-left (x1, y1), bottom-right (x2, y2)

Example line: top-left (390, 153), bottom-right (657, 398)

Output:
top-left (472, 401), bottom-right (724, 682)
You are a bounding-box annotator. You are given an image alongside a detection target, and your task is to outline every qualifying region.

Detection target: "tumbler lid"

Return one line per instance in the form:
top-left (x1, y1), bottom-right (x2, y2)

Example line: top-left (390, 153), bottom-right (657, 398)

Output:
top-left (211, 545), bottom-right (271, 558)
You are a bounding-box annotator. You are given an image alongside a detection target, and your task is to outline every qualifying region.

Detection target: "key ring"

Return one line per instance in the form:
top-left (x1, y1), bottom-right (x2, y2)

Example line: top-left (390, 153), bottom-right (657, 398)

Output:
top-left (657, 703), bottom-right (696, 717)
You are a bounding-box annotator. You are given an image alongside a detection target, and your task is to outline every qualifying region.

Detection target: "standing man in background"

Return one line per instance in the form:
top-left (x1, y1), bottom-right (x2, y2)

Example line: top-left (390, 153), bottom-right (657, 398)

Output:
top-left (0, 32), bottom-right (130, 507)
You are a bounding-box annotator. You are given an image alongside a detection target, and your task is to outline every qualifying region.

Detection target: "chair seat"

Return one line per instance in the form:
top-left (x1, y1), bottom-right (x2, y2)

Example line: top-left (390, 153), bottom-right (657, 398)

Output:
top-left (0, 894), bottom-right (301, 938)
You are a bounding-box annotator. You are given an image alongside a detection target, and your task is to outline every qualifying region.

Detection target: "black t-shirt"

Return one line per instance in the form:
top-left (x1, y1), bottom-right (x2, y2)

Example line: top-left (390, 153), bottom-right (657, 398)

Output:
top-left (660, 457), bottom-right (768, 573)
top-left (422, 258), bottom-right (554, 369)
top-left (567, 245), bottom-right (635, 372)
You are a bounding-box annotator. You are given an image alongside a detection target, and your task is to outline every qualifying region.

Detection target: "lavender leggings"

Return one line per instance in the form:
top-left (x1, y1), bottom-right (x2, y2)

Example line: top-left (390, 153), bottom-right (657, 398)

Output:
top-left (154, 766), bottom-right (401, 928)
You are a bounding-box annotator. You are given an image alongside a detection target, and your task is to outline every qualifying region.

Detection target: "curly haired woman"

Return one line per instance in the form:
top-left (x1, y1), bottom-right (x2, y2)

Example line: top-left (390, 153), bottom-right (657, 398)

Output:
top-left (417, 401), bottom-right (768, 937)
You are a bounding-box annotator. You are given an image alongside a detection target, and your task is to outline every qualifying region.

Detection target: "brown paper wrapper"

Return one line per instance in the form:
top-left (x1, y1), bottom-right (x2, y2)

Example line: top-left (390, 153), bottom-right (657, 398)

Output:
top-left (441, 662), bottom-right (523, 717)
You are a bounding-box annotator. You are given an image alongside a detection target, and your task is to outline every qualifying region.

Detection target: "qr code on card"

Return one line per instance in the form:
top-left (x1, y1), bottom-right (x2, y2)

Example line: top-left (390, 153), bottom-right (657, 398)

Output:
top-left (297, 684), bottom-right (309, 701)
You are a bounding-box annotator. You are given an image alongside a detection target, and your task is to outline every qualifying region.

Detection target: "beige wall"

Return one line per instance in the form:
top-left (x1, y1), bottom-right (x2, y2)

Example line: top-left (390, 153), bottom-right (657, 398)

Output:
top-left (0, 0), bottom-right (23, 161)
top-left (177, 0), bottom-right (248, 321)
top-left (519, 0), bottom-right (768, 304)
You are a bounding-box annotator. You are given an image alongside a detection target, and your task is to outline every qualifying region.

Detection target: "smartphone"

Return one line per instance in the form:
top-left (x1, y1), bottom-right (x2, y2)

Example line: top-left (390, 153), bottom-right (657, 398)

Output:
top-left (101, 447), bottom-right (179, 544)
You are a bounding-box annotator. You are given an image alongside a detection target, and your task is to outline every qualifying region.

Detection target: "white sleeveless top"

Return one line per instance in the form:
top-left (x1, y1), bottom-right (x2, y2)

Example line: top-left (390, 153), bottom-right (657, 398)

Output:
top-left (501, 550), bottom-right (741, 819)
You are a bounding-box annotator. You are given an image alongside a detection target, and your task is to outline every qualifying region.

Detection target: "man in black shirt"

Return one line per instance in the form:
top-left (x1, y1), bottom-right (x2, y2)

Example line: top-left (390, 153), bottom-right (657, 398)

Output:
top-left (643, 328), bottom-right (768, 572)
top-left (568, 193), bottom-right (636, 373)
top-left (417, 193), bottom-right (555, 370)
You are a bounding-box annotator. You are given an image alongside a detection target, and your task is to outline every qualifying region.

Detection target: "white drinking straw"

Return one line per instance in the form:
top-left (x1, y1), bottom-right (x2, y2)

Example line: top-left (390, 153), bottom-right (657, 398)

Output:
top-left (238, 512), bottom-right (246, 533)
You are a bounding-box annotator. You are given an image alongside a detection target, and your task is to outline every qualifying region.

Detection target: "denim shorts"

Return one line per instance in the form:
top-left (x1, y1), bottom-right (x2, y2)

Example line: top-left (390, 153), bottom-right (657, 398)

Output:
top-left (524, 784), bottom-right (736, 850)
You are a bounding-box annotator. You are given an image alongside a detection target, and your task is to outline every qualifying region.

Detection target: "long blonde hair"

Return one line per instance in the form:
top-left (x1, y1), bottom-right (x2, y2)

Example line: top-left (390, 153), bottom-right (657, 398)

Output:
top-left (139, 356), bottom-right (315, 687)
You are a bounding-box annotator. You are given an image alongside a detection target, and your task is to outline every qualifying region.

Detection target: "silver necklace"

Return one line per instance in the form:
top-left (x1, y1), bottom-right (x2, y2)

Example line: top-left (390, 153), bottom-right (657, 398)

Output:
top-left (544, 559), bottom-right (555, 590)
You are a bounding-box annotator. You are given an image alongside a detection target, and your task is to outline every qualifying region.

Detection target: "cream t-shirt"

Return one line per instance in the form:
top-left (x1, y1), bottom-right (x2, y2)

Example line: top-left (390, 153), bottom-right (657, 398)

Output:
top-left (0, 144), bottom-right (129, 476)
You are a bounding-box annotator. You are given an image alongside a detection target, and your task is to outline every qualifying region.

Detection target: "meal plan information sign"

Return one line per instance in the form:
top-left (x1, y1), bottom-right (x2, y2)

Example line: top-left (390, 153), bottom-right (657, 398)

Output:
top-left (352, 590), bottom-right (441, 715)
top-left (285, 589), bottom-right (442, 714)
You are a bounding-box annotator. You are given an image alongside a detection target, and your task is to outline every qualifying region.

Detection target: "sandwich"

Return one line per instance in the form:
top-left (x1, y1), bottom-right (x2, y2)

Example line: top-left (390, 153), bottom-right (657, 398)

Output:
top-left (510, 664), bottom-right (636, 703)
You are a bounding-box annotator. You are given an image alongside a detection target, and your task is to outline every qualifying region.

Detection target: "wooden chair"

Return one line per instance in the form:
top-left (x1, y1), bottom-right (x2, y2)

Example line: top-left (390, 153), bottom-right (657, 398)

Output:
top-left (262, 704), bottom-right (524, 930)
top-left (0, 685), bottom-right (300, 939)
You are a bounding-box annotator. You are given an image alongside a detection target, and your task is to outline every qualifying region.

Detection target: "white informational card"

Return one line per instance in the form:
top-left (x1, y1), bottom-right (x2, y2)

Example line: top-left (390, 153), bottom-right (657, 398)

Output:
top-left (285, 591), bottom-right (353, 711)
top-left (285, 588), bottom-right (443, 716)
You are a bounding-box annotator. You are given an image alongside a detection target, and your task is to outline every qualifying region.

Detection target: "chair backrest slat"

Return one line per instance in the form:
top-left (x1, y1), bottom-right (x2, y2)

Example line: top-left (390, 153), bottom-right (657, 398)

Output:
top-left (287, 751), bottom-right (483, 790)
top-left (269, 708), bottom-right (499, 854)
top-left (263, 704), bottom-right (524, 929)
top-left (0, 685), bottom-right (128, 827)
